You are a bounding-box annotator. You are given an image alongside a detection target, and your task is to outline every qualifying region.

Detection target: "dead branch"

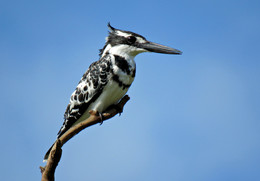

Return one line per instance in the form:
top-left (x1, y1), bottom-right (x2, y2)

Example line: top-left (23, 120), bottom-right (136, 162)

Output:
top-left (40, 95), bottom-right (130, 181)
top-left (40, 140), bottom-right (62, 181)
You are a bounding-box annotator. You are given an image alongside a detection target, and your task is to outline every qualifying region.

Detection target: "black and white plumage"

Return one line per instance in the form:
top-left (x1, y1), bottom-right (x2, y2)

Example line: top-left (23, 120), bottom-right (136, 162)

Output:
top-left (44, 23), bottom-right (182, 161)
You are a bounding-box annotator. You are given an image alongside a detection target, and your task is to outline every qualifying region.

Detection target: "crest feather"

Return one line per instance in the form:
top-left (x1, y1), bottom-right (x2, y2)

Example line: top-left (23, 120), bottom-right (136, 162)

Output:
top-left (107, 22), bottom-right (116, 32)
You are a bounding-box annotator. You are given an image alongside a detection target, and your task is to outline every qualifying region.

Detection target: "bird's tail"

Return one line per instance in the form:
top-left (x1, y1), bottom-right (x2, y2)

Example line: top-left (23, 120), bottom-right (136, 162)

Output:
top-left (43, 143), bottom-right (54, 162)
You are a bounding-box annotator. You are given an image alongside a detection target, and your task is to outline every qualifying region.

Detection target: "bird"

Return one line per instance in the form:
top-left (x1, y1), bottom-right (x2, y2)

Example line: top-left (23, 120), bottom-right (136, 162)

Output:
top-left (44, 23), bottom-right (182, 161)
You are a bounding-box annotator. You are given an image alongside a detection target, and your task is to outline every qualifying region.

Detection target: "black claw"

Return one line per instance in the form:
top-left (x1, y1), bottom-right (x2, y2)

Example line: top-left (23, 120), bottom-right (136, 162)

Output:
top-left (99, 112), bottom-right (104, 125)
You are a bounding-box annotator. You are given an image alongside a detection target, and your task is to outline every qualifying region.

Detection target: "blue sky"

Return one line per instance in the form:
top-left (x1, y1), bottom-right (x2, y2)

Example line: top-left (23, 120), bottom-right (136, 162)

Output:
top-left (0, 0), bottom-right (260, 180)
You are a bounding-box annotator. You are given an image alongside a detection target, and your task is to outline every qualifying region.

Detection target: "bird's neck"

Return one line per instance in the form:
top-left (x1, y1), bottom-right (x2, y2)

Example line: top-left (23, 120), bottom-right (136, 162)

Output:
top-left (100, 44), bottom-right (136, 81)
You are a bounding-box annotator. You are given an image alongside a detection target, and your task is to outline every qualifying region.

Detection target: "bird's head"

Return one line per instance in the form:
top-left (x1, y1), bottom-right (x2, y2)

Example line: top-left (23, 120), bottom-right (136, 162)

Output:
top-left (99, 23), bottom-right (182, 58)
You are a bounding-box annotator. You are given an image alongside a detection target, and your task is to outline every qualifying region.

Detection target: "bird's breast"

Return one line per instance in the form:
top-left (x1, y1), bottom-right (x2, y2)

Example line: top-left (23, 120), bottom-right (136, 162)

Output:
top-left (111, 54), bottom-right (136, 85)
top-left (89, 78), bottom-right (131, 113)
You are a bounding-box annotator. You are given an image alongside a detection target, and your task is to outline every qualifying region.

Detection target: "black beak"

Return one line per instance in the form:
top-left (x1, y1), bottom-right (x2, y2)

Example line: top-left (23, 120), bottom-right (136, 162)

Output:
top-left (139, 41), bottom-right (182, 55)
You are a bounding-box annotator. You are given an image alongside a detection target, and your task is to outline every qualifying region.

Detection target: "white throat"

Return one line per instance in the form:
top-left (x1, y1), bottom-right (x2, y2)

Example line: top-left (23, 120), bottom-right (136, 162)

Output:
top-left (101, 44), bottom-right (146, 59)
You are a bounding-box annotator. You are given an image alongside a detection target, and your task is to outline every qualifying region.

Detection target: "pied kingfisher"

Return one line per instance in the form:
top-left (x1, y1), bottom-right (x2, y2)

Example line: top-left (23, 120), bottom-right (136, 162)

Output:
top-left (44, 23), bottom-right (182, 161)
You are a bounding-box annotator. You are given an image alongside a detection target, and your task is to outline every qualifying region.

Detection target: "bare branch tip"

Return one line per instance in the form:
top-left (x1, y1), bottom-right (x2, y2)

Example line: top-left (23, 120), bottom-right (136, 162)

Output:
top-left (40, 166), bottom-right (46, 174)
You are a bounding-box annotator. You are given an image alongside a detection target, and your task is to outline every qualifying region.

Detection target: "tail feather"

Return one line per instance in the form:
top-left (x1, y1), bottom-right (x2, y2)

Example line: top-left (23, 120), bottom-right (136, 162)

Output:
top-left (43, 143), bottom-right (54, 162)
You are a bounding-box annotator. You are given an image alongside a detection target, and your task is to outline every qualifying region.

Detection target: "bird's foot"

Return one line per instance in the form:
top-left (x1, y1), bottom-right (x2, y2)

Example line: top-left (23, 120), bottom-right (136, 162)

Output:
top-left (89, 110), bottom-right (104, 125)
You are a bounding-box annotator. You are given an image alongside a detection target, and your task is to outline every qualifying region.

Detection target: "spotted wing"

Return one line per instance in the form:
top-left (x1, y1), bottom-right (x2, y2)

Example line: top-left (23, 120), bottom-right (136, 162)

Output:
top-left (57, 55), bottom-right (111, 138)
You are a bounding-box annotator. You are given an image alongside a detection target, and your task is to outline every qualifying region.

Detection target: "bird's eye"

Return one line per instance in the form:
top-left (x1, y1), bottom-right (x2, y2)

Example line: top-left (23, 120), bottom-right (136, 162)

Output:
top-left (127, 36), bottom-right (136, 44)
